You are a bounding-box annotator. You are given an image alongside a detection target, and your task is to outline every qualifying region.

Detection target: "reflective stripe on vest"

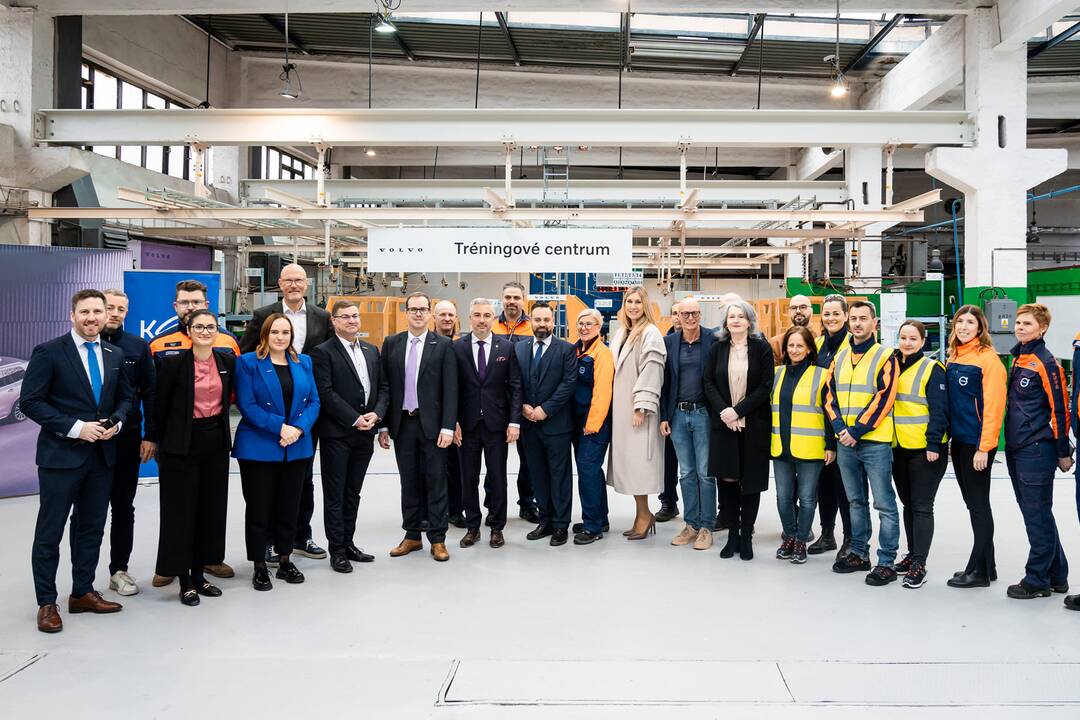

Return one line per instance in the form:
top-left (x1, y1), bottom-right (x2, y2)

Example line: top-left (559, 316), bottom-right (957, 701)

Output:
top-left (771, 365), bottom-right (827, 460)
top-left (834, 343), bottom-right (894, 443)
top-left (894, 355), bottom-right (945, 449)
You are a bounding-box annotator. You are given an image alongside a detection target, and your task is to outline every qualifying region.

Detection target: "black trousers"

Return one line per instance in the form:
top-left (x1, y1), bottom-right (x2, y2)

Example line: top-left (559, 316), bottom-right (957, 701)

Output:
top-left (319, 432), bottom-right (375, 555)
top-left (952, 442), bottom-right (997, 577)
top-left (108, 432), bottom-right (142, 574)
top-left (460, 425), bottom-right (509, 531)
top-left (293, 427), bottom-right (318, 546)
top-left (521, 428), bottom-right (573, 529)
top-left (155, 417), bottom-right (229, 577)
top-left (515, 440), bottom-right (535, 510)
top-left (33, 452), bottom-right (112, 606)
top-left (816, 460), bottom-right (851, 537)
top-left (660, 434), bottom-right (680, 507)
top-left (892, 446), bottom-right (948, 564)
top-left (717, 482), bottom-right (761, 532)
top-left (423, 445), bottom-right (463, 518)
top-left (239, 458), bottom-right (306, 561)
top-left (395, 413), bottom-right (449, 544)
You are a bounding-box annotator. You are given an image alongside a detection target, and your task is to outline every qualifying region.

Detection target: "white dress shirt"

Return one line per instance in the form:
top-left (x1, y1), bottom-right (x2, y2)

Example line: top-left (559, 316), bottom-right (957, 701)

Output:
top-left (67, 329), bottom-right (121, 438)
top-left (473, 334), bottom-right (518, 428)
top-left (337, 334), bottom-right (372, 426)
top-left (283, 300), bottom-right (308, 355)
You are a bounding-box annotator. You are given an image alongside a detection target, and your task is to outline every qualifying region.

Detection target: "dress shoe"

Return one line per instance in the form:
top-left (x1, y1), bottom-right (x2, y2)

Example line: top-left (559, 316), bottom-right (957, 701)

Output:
top-left (573, 530), bottom-right (603, 545)
top-left (573, 521), bottom-right (610, 533)
top-left (519, 505), bottom-right (541, 524)
top-left (180, 589), bottom-right (200, 607)
top-left (489, 529), bottom-right (505, 548)
top-left (460, 528), bottom-right (481, 548)
top-left (252, 565), bottom-right (273, 591)
top-left (1007, 580), bottom-right (1052, 599)
top-left (449, 512), bottom-right (467, 529)
top-left (431, 543), bottom-right (450, 562)
top-left (1064, 594), bottom-right (1080, 611)
top-left (550, 529), bottom-right (569, 546)
top-left (1051, 581), bottom-right (1069, 594)
top-left (109, 571), bottom-right (139, 596)
top-left (952, 569), bottom-right (999, 582)
top-left (806, 529), bottom-right (836, 555)
top-left (275, 561), bottom-right (305, 584)
top-left (68, 591), bottom-right (122, 614)
top-left (203, 563), bottom-right (235, 578)
top-left (37, 604), bottom-right (62, 633)
top-left (526, 524), bottom-right (554, 541)
top-left (195, 581), bottom-right (222, 597)
top-left (346, 545), bottom-right (374, 563)
top-left (947, 571), bottom-right (991, 589)
top-left (152, 574), bottom-right (175, 588)
top-left (331, 553), bottom-right (353, 574)
top-left (671, 524), bottom-right (697, 546)
top-left (294, 539), bottom-right (327, 560)
top-left (654, 503), bottom-right (680, 523)
top-left (389, 538), bottom-right (424, 557)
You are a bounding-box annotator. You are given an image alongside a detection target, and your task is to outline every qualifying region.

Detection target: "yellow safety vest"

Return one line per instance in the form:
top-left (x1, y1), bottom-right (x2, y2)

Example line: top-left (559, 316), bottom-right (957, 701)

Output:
top-left (893, 355), bottom-right (946, 450)
top-left (833, 343), bottom-right (894, 443)
top-left (770, 364), bottom-right (828, 460)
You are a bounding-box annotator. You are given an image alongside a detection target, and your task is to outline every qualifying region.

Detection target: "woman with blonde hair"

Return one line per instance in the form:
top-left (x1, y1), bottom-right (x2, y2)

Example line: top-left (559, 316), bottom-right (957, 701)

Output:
top-left (608, 286), bottom-right (667, 539)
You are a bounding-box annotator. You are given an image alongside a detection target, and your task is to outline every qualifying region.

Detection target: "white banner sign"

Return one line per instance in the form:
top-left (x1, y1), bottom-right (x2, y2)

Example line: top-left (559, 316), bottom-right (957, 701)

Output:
top-left (367, 228), bottom-right (633, 273)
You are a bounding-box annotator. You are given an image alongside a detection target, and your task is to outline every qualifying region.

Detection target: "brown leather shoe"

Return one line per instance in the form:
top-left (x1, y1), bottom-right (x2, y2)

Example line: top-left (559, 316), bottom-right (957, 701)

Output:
top-left (389, 537), bottom-right (423, 557)
top-left (490, 529), bottom-right (505, 548)
top-left (68, 590), bottom-right (122, 614)
top-left (430, 543), bottom-right (450, 561)
top-left (203, 563), bottom-right (235, 578)
top-left (459, 529), bottom-right (480, 548)
top-left (152, 574), bottom-right (175, 588)
top-left (37, 604), bottom-right (62, 633)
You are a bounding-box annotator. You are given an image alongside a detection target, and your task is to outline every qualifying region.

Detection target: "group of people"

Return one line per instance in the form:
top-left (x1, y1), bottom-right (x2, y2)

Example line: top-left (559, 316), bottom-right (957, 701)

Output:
top-left (19, 270), bottom-right (1080, 634)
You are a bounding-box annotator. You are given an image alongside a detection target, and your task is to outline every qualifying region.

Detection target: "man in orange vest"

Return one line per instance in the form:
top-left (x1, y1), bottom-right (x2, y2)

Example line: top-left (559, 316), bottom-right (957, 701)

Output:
top-left (148, 279), bottom-right (239, 362)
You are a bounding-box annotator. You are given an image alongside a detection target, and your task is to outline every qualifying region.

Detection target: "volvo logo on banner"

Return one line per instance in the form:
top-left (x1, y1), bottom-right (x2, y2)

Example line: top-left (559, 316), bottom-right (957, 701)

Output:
top-left (367, 228), bottom-right (633, 273)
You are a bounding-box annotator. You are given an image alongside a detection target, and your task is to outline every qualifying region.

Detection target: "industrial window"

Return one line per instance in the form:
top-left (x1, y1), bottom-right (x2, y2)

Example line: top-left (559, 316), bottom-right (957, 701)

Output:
top-left (254, 146), bottom-right (316, 180)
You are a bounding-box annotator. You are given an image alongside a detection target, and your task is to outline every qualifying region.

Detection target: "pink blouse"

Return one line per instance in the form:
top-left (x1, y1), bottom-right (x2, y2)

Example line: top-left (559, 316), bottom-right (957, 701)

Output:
top-left (193, 357), bottom-right (223, 418)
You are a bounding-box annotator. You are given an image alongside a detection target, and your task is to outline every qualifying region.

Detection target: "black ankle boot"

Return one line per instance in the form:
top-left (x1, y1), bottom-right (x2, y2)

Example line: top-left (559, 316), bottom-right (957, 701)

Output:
top-left (739, 526), bottom-right (754, 560)
top-left (720, 528), bottom-right (739, 558)
top-left (807, 526), bottom-right (836, 555)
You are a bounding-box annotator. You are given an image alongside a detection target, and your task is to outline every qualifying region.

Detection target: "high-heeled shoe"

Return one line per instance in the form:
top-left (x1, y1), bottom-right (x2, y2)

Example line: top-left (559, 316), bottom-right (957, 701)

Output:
top-left (626, 516), bottom-right (657, 541)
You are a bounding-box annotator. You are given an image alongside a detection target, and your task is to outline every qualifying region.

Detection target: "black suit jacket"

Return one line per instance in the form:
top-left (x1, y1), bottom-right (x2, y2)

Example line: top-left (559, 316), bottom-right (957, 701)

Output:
top-left (311, 336), bottom-right (390, 439)
top-left (19, 333), bottom-right (134, 469)
top-left (380, 331), bottom-right (458, 441)
top-left (453, 334), bottom-right (523, 433)
top-left (515, 336), bottom-right (577, 436)
top-left (153, 350), bottom-right (234, 456)
top-left (239, 301), bottom-right (332, 355)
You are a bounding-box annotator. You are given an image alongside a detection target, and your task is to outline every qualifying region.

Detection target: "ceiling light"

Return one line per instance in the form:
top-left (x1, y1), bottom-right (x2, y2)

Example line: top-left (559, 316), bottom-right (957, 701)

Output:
top-left (365, 148), bottom-right (377, 157)
top-left (375, 14), bottom-right (397, 33)
top-left (830, 74), bottom-right (848, 98)
top-left (279, 63), bottom-right (299, 99)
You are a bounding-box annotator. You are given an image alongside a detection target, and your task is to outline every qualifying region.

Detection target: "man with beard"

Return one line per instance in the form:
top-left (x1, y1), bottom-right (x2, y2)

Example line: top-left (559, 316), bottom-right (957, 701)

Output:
top-left (432, 300), bottom-right (465, 528)
top-left (769, 295), bottom-right (815, 366)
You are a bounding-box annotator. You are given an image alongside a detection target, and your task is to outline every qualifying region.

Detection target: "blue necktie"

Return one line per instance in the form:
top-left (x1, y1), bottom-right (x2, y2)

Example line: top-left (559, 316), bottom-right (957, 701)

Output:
top-left (532, 340), bottom-right (544, 376)
top-left (85, 341), bottom-right (102, 405)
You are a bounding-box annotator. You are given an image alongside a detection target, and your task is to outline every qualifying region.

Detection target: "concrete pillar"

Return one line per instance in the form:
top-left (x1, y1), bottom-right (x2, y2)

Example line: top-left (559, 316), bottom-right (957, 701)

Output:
top-left (845, 145), bottom-right (883, 293)
top-left (925, 6), bottom-right (1066, 304)
top-left (211, 145), bottom-right (245, 204)
top-left (0, 7), bottom-right (53, 149)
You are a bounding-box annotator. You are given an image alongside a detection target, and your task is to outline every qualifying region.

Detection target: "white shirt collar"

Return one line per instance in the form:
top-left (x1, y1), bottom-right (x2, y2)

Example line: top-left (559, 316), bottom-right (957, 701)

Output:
top-left (337, 333), bottom-right (360, 347)
top-left (283, 300), bottom-right (306, 314)
top-left (407, 329), bottom-right (428, 343)
top-left (472, 333), bottom-right (492, 346)
top-left (71, 329), bottom-right (99, 346)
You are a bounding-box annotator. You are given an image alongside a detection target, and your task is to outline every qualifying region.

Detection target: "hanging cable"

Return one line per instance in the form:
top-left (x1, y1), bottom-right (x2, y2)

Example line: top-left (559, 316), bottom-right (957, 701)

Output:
top-left (368, 12), bottom-right (373, 108)
top-left (756, 16), bottom-right (764, 109)
top-left (197, 16), bottom-right (212, 108)
top-left (474, 12), bottom-right (483, 109)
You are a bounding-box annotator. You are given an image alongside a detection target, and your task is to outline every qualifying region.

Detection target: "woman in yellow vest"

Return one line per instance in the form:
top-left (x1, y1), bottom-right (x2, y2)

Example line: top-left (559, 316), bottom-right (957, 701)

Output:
top-left (771, 326), bottom-right (835, 564)
top-left (890, 320), bottom-right (949, 589)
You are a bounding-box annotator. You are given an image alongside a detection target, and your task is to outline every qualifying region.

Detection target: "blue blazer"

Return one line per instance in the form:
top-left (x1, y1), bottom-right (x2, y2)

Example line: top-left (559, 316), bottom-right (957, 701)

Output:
top-left (660, 327), bottom-right (717, 424)
top-left (233, 352), bottom-right (320, 462)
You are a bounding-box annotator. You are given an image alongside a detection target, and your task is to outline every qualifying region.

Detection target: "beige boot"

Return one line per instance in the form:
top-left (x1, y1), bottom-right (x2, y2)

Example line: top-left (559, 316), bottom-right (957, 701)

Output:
top-left (671, 524), bottom-right (697, 546)
top-left (693, 528), bottom-right (714, 551)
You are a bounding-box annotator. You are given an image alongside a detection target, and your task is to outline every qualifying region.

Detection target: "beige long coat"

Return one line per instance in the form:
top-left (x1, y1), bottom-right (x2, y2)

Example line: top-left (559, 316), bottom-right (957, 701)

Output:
top-left (607, 323), bottom-right (667, 495)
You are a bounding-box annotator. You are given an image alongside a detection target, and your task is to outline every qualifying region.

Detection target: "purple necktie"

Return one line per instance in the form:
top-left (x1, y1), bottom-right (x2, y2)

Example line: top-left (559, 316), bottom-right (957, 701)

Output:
top-left (476, 340), bottom-right (487, 382)
top-left (404, 336), bottom-right (420, 412)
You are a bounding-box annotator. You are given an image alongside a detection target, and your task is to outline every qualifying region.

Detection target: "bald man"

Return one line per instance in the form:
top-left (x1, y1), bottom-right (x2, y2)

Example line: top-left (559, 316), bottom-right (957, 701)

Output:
top-left (430, 299), bottom-right (465, 527)
top-left (240, 263), bottom-right (333, 560)
top-left (768, 294), bottom-right (816, 365)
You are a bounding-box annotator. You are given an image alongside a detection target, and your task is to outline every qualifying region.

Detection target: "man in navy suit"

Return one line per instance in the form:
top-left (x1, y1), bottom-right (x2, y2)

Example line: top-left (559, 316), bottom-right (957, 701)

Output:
top-left (453, 299), bottom-right (524, 549)
top-left (515, 303), bottom-right (578, 546)
top-left (20, 289), bottom-right (134, 633)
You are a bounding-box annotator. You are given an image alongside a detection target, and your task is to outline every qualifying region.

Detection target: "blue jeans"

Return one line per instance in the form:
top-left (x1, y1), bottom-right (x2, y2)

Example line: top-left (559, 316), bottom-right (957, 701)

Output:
top-left (1007, 441), bottom-right (1068, 590)
top-left (670, 407), bottom-right (715, 531)
top-left (836, 441), bottom-right (899, 566)
top-left (573, 429), bottom-right (610, 534)
top-left (773, 458), bottom-right (822, 542)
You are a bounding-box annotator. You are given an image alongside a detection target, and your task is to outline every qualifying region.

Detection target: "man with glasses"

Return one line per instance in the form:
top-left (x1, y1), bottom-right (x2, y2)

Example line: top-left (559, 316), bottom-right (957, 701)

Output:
top-left (310, 301), bottom-right (389, 573)
top-left (660, 297), bottom-right (718, 548)
top-left (380, 292), bottom-right (459, 562)
top-left (432, 300), bottom-right (466, 528)
top-left (769, 294), bottom-right (816, 366)
top-left (240, 264), bottom-right (332, 563)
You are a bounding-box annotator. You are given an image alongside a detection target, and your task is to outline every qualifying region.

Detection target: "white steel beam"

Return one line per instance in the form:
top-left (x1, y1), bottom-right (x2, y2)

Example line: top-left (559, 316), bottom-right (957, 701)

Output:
top-left (34, 108), bottom-right (974, 149)
top-left (242, 179), bottom-right (849, 205)
top-left (860, 15), bottom-right (965, 112)
top-left (792, 148), bottom-right (844, 181)
top-left (997, 0), bottom-right (1080, 49)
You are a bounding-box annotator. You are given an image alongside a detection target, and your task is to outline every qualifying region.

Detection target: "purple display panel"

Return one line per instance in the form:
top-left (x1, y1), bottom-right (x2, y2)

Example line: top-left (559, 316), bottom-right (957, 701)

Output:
top-left (140, 239), bottom-right (212, 271)
top-left (0, 246), bottom-right (130, 497)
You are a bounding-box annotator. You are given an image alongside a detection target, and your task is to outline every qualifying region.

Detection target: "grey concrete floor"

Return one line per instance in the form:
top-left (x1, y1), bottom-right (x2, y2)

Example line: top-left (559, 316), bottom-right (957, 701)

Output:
top-left (0, 448), bottom-right (1078, 718)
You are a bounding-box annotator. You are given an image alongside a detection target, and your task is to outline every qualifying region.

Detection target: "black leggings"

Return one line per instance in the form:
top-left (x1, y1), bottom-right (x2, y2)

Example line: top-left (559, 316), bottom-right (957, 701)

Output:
top-left (717, 482), bottom-right (761, 532)
top-left (892, 446), bottom-right (947, 564)
top-left (951, 442), bottom-right (997, 577)
top-left (816, 460), bottom-right (851, 537)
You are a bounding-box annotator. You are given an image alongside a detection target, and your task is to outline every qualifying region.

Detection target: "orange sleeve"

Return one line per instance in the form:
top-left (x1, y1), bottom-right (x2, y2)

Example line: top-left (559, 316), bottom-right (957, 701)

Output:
top-left (226, 335), bottom-right (241, 356)
top-left (979, 351), bottom-right (1007, 452)
top-left (585, 346), bottom-right (614, 434)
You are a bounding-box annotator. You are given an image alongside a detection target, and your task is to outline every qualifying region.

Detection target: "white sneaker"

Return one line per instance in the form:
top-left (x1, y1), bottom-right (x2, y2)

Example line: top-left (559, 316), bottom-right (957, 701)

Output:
top-left (109, 571), bottom-right (139, 596)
